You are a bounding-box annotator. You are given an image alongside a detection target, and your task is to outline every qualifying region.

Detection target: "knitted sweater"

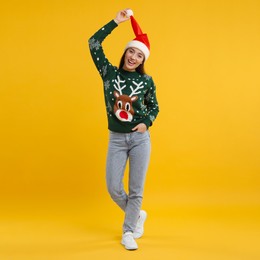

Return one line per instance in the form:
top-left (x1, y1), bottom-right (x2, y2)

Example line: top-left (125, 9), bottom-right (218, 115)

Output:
top-left (88, 20), bottom-right (159, 133)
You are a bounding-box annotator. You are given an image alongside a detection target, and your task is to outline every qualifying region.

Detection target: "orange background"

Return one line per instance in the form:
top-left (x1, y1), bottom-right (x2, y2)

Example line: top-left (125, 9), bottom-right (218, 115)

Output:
top-left (0, 0), bottom-right (259, 259)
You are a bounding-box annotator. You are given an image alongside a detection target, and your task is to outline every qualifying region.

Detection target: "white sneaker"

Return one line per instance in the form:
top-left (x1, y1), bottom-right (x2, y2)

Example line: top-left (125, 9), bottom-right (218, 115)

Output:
top-left (121, 232), bottom-right (138, 250)
top-left (133, 210), bottom-right (147, 239)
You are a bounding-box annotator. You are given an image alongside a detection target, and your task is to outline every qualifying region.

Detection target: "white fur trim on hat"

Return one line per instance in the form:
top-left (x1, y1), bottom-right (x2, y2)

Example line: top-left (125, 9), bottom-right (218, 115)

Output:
top-left (125, 40), bottom-right (150, 61)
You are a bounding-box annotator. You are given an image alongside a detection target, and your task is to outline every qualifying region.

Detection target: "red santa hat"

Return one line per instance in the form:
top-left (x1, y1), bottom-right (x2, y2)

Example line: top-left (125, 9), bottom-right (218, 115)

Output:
top-left (125, 12), bottom-right (150, 61)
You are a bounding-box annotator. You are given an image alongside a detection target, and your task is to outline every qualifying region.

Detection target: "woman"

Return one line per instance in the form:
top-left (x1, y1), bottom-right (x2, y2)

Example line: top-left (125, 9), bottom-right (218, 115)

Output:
top-left (88, 9), bottom-right (159, 250)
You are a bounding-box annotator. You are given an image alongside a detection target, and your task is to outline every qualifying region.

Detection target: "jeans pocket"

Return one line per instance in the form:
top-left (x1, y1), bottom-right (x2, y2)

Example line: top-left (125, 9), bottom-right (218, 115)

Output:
top-left (134, 130), bottom-right (150, 140)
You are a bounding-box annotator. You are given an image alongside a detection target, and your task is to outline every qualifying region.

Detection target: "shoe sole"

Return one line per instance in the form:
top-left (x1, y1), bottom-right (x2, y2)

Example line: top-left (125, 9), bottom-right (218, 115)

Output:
top-left (121, 241), bottom-right (138, 250)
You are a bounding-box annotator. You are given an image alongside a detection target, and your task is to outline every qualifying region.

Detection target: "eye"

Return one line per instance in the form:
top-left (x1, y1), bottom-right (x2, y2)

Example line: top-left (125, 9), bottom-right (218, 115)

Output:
top-left (117, 101), bottom-right (122, 109)
top-left (125, 102), bottom-right (131, 111)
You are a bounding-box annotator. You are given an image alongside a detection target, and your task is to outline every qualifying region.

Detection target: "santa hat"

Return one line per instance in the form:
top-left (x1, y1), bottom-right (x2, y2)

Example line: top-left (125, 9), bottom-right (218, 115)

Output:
top-left (125, 14), bottom-right (150, 61)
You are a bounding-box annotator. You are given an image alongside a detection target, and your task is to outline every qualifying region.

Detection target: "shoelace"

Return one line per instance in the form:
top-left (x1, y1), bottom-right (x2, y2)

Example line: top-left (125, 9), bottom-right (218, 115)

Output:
top-left (124, 235), bottom-right (134, 241)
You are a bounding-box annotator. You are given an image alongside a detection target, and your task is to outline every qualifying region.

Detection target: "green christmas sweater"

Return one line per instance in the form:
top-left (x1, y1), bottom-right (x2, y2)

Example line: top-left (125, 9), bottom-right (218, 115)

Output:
top-left (88, 20), bottom-right (159, 133)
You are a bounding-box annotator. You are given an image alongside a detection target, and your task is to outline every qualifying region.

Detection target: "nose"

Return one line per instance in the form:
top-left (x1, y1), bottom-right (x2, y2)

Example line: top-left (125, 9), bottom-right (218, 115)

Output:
top-left (131, 53), bottom-right (138, 60)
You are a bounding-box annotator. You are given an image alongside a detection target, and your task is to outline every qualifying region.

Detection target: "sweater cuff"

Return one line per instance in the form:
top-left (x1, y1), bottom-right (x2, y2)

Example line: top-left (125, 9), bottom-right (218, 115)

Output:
top-left (110, 19), bottom-right (119, 28)
top-left (143, 118), bottom-right (152, 129)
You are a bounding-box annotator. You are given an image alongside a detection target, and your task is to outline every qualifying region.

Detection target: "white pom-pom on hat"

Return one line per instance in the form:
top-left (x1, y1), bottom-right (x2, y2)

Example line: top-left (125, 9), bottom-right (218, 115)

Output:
top-left (126, 9), bottom-right (134, 18)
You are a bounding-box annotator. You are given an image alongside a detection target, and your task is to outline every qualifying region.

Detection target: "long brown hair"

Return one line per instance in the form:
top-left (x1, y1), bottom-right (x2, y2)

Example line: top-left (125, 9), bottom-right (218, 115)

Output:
top-left (119, 49), bottom-right (146, 75)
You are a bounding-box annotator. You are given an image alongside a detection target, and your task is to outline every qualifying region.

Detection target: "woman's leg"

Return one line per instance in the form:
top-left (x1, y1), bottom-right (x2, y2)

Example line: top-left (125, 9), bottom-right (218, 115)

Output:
top-left (106, 131), bottom-right (129, 211)
top-left (123, 131), bottom-right (151, 233)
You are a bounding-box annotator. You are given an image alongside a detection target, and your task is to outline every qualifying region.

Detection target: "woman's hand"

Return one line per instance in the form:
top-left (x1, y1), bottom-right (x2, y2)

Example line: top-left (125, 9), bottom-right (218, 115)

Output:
top-left (114, 9), bottom-right (131, 24)
top-left (132, 123), bottom-right (147, 133)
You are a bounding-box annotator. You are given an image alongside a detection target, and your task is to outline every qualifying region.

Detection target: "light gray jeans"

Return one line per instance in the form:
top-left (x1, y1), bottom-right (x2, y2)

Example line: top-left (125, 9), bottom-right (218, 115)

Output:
top-left (106, 130), bottom-right (151, 233)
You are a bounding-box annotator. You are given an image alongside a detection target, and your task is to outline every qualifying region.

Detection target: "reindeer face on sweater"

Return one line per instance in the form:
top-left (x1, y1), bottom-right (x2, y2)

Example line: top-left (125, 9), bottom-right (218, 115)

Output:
top-left (113, 91), bottom-right (138, 122)
top-left (112, 75), bottom-right (144, 122)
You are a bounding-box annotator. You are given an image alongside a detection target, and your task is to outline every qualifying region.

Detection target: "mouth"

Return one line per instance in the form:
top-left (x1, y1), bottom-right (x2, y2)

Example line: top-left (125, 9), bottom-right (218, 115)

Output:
top-left (127, 59), bottom-right (136, 66)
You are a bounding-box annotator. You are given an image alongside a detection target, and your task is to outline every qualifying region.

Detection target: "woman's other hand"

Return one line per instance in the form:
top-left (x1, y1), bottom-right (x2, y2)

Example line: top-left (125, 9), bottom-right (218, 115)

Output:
top-left (132, 123), bottom-right (147, 133)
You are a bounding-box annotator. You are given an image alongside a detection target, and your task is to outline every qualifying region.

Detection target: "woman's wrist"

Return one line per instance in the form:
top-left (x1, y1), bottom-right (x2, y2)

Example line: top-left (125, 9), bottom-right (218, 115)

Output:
top-left (114, 18), bottom-right (120, 24)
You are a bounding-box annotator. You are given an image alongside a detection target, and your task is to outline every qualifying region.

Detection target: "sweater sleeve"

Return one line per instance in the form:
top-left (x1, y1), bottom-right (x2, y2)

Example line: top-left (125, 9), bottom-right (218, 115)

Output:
top-left (88, 20), bottom-right (118, 79)
top-left (143, 77), bottom-right (159, 129)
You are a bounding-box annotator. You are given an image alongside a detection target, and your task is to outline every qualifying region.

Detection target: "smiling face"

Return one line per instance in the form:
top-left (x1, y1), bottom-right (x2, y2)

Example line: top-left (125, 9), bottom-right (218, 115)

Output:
top-left (122, 47), bottom-right (145, 72)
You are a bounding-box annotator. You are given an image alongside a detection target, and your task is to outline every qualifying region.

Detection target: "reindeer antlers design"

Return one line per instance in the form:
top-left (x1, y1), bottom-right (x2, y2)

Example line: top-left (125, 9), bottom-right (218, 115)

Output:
top-left (113, 76), bottom-right (126, 95)
top-left (129, 81), bottom-right (144, 97)
top-left (113, 76), bottom-right (144, 97)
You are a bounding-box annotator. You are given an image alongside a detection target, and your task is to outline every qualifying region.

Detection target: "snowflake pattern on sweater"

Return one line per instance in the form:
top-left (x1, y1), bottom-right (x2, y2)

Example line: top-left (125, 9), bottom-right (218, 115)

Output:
top-left (88, 20), bottom-right (159, 133)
